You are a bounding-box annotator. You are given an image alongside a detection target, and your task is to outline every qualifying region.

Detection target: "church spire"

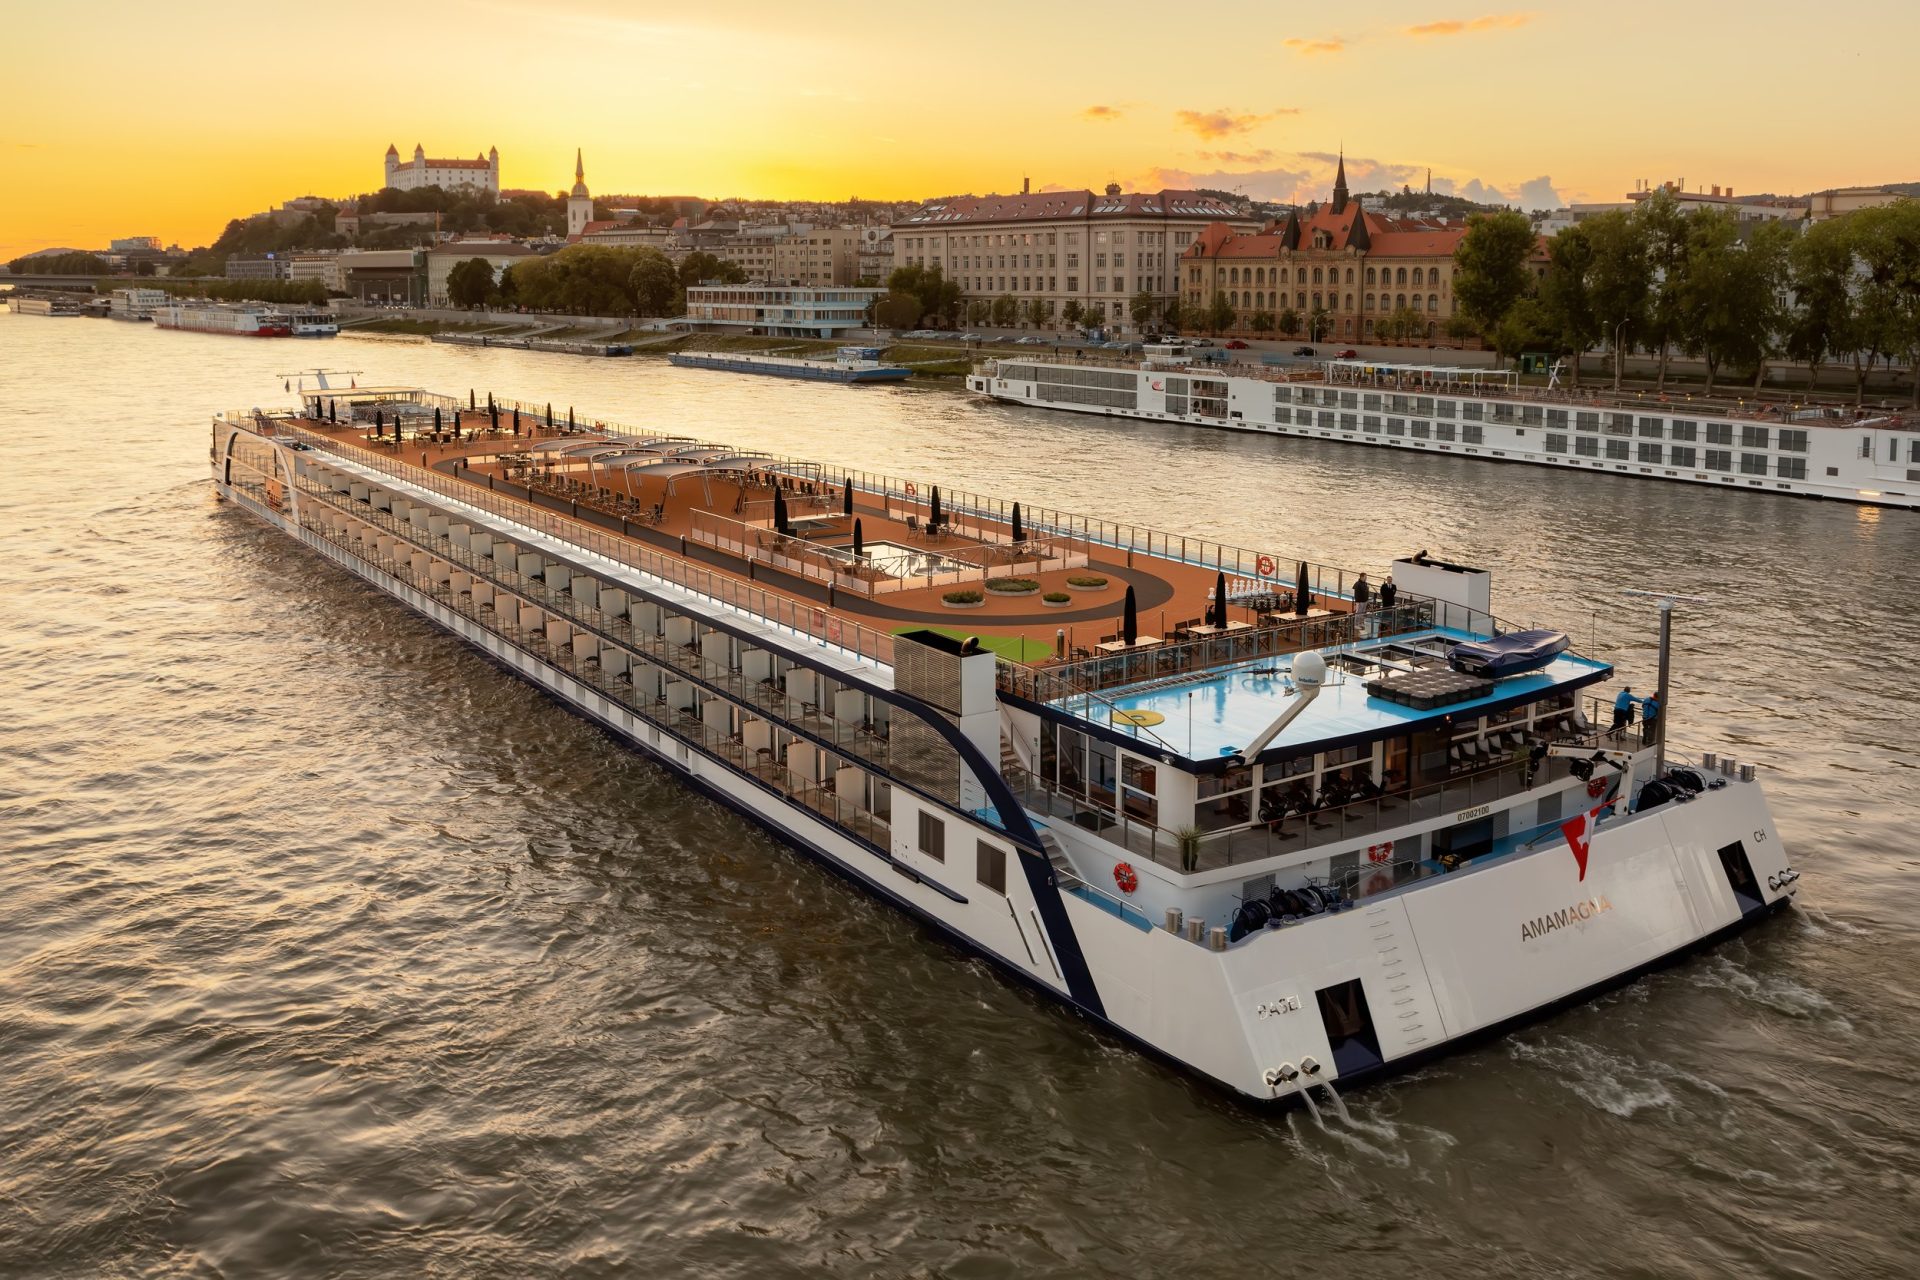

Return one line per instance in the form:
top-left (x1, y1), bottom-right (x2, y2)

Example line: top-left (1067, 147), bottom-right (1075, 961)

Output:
top-left (1331, 147), bottom-right (1350, 215)
top-left (575, 147), bottom-right (584, 185)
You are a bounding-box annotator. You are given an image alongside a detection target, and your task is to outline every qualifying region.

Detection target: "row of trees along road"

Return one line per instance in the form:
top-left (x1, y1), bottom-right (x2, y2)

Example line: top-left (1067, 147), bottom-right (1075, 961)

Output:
top-left (1452, 192), bottom-right (1920, 403)
top-left (446, 247), bottom-right (747, 316)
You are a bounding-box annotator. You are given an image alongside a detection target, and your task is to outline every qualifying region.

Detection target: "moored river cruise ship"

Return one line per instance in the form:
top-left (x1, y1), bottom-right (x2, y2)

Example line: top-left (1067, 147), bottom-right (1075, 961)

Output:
top-left (968, 351), bottom-right (1920, 510)
top-left (211, 374), bottom-right (1799, 1106)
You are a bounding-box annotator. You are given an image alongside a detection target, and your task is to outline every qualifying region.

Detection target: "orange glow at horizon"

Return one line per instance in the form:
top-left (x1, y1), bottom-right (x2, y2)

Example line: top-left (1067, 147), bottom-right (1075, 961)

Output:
top-left (1, 0), bottom-right (1913, 259)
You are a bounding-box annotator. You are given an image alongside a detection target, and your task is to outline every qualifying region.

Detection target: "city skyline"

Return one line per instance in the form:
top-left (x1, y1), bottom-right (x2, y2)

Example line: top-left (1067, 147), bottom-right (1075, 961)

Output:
top-left (2, 0), bottom-right (1913, 259)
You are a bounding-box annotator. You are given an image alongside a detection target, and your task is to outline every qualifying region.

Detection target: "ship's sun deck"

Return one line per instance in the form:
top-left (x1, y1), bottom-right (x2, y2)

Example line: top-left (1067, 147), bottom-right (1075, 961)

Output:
top-left (285, 399), bottom-right (1382, 672)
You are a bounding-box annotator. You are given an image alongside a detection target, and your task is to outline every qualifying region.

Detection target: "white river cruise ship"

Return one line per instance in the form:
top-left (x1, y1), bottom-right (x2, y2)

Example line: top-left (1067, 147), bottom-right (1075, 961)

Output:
top-left (210, 373), bottom-right (1799, 1106)
top-left (969, 350), bottom-right (1920, 510)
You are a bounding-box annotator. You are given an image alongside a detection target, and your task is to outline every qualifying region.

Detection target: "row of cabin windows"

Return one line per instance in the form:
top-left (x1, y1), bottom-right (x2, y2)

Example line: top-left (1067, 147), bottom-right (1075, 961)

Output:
top-left (917, 811), bottom-right (1007, 895)
top-left (1542, 435), bottom-right (1810, 476)
top-left (1215, 265), bottom-right (1445, 287)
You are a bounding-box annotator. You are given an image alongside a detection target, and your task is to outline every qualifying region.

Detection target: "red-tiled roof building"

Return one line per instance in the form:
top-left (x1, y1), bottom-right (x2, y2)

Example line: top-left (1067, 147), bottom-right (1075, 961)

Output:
top-left (1179, 157), bottom-right (1504, 344)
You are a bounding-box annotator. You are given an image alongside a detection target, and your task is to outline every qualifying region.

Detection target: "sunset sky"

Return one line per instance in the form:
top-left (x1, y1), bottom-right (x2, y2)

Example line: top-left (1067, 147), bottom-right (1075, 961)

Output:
top-left (1, 0), bottom-right (1911, 259)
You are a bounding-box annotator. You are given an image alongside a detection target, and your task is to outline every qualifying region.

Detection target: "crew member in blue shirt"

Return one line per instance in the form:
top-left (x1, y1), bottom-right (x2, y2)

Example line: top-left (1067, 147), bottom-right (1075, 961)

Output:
top-left (1640, 692), bottom-right (1661, 739)
top-left (1612, 686), bottom-right (1636, 731)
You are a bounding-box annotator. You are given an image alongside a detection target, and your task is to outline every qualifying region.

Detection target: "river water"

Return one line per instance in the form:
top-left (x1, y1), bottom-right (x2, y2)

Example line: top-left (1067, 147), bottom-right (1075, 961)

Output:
top-left (2, 312), bottom-right (1915, 1279)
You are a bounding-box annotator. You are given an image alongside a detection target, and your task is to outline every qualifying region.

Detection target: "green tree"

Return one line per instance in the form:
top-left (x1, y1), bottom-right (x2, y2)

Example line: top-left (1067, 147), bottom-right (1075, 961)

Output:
top-left (1276, 306), bottom-right (1301, 338)
top-left (1786, 216), bottom-right (1855, 388)
top-left (874, 291), bottom-right (923, 330)
top-left (966, 298), bottom-right (991, 326)
top-left (1306, 306), bottom-right (1332, 342)
top-left (1130, 289), bottom-right (1156, 329)
top-left (1633, 188), bottom-right (1690, 389)
top-left (990, 293), bottom-right (1018, 327)
top-left (9, 250), bottom-right (112, 275)
top-left (1024, 297), bottom-right (1051, 328)
top-left (1843, 200), bottom-right (1920, 405)
top-left (1539, 223), bottom-right (1600, 388)
top-left (887, 264), bottom-right (963, 327)
top-left (628, 247), bottom-right (679, 316)
top-left (678, 251), bottom-right (748, 287)
top-left (1490, 297), bottom-right (1557, 364)
top-left (1451, 209), bottom-right (1537, 348)
top-left (1379, 305), bottom-right (1423, 345)
top-left (1205, 290), bottom-right (1236, 335)
top-left (1583, 210), bottom-right (1652, 390)
top-left (1160, 297), bottom-right (1184, 333)
top-left (1677, 209), bottom-right (1789, 395)
top-left (1249, 310), bottom-right (1275, 336)
top-left (1060, 299), bottom-right (1084, 328)
top-left (445, 257), bottom-right (496, 309)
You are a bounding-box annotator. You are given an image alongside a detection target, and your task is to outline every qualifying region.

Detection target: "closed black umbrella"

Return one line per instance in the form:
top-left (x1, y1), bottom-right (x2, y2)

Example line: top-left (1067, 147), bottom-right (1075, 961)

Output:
top-left (327, 399), bottom-right (336, 423)
top-left (774, 487), bottom-right (789, 535)
top-left (853, 517), bottom-right (864, 557)
top-left (1213, 570), bottom-right (1228, 627)
top-left (568, 407), bottom-right (575, 432)
top-left (490, 404), bottom-right (499, 433)
top-left (929, 484), bottom-right (942, 527)
top-left (1011, 501), bottom-right (1023, 543)
top-left (843, 477), bottom-right (854, 517)
top-left (1295, 561), bottom-right (1310, 616)
top-left (374, 409), bottom-right (384, 438)
top-left (469, 389), bottom-right (476, 411)
top-left (546, 402), bottom-right (553, 428)
top-left (1122, 584), bottom-right (1138, 645)
top-left (512, 407), bottom-right (520, 435)
top-left (433, 406), bottom-right (442, 434)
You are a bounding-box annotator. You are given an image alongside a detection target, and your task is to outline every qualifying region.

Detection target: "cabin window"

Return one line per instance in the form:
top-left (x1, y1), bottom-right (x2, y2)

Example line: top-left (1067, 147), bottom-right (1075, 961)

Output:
top-left (1638, 443), bottom-right (1662, 464)
top-left (1606, 439), bottom-right (1630, 460)
top-left (1436, 422), bottom-right (1457, 442)
top-left (1707, 422), bottom-right (1733, 446)
top-left (1462, 424), bottom-right (1484, 445)
top-left (1740, 425), bottom-right (1771, 449)
top-left (1670, 446), bottom-right (1697, 468)
top-left (1705, 449), bottom-right (1732, 471)
top-left (918, 811), bottom-right (946, 862)
top-left (976, 841), bottom-right (1007, 895)
top-left (1638, 417), bottom-right (1663, 438)
top-left (1575, 436), bottom-right (1599, 457)
top-left (1779, 429), bottom-right (1808, 453)
top-left (1740, 452), bottom-right (1769, 476)
top-left (1576, 411), bottom-right (1600, 432)
top-left (1545, 433), bottom-right (1568, 454)
top-left (1669, 419), bottom-right (1698, 441)
top-left (1777, 456), bottom-right (1807, 480)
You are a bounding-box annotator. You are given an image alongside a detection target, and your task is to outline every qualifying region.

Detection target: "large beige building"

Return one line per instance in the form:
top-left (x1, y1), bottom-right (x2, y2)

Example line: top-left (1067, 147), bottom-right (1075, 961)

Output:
top-left (576, 220), bottom-right (859, 287)
top-left (1807, 187), bottom-right (1907, 222)
top-left (891, 184), bottom-right (1257, 330)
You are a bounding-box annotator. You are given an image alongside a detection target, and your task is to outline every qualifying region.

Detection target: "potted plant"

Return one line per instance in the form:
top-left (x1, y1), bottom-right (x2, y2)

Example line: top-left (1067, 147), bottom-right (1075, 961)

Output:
top-left (1176, 825), bottom-right (1202, 873)
top-left (942, 588), bottom-right (985, 609)
top-left (1042, 591), bottom-right (1072, 608)
top-left (1066, 574), bottom-right (1108, 592)
top-left (985, 576), bottom-right (1040, 594)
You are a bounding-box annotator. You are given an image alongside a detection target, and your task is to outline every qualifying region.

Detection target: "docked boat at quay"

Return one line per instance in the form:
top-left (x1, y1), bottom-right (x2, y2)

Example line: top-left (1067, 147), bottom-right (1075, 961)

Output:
top-left (670, 346), bottom-right (912, 384)
top-left (211, 373), bottom-right (1798, 1105)
top-left (969, 349), bottom-right (1920, 510)
top-left (155, 302), bottom-right (292, 337)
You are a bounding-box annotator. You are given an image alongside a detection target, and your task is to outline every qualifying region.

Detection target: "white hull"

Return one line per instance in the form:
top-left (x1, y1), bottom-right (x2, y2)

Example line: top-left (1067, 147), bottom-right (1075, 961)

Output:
top-left (970, 365), bottom-right (1920, 510)
top-left (214, 415), bottom-right (1800, 1104)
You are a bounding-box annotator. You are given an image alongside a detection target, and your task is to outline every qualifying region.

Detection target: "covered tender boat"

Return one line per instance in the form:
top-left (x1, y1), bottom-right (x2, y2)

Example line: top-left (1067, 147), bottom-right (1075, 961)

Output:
top-left (1446, 628), bottom-right (1571, 678)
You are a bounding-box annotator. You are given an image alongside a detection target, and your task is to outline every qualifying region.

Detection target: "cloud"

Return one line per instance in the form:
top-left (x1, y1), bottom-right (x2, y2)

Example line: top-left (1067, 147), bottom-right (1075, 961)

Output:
top-left (1405, 12), bottom-right (1535, 37)
top-left (1174, 108), bottom-right (1299, 140)
top-left (1135, 151), bottom-right (1564, 211)
top-left (1429, 172), bottom-right (1563, 209)
top-left (1198, 149), bottom-right (1277, 165)
top-left (1081, 104), bottom-right (1123, 121)
top-left (1134, 165), bottom-right (1318, 203)
top-left (1282, 36), bottom-right (1346, 55)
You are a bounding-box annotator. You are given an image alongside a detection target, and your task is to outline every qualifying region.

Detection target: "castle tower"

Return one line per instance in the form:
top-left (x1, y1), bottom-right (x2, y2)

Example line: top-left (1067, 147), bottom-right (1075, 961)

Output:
top-left (489, 144), bottom-right (500, 190)
top-left (1331, 148), bottom-right (1350, 215)
top-left (384, 142), bottom-right (399, 187)
top-left (567, 148), bottom-right (593, 237)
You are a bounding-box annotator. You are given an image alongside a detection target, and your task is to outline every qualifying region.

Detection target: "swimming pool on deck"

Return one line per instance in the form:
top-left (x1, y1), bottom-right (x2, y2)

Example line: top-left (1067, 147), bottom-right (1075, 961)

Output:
top-left (1053, 628), bottom-right (1612, 761)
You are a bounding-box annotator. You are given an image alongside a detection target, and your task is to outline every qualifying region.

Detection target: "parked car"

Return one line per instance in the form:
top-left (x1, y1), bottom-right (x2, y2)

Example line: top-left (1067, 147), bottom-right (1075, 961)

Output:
top-left (1433, 344), bottom-right (1456, 351)
top-left (1291, 345), bottom-right (1316, 357)
top-left (1015, 335), bottom-right (1046, 345)
top-left (1225, 339), bottom-right (1249, 349)
top-left (960, 333), bottom-right (983, 341)
top-left (1334, 347), bottom-right (1358, 359)
top-left (1190, 337), bottom-right (1215, 347)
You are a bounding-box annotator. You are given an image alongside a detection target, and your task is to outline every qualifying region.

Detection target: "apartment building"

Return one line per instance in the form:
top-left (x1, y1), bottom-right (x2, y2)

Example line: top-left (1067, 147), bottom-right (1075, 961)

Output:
top-left (890, 184), bottom-right (1257, 330)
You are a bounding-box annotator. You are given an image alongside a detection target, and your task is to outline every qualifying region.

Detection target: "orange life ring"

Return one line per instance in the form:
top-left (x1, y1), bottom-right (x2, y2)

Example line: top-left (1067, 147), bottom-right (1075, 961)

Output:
top-left (1256, 554), bottom-right (1277, 577)
top-left (1113, 861), bottom-right (1139, 894)
top-left (1367, 841), bottom-right (1394, 863)
top-left (905, 482), bottom-right (917, 496)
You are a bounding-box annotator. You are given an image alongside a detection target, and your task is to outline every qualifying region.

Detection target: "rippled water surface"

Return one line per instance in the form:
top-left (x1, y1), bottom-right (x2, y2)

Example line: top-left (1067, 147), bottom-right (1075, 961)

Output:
top-left (3, 313), bottom-right (1917, 1278)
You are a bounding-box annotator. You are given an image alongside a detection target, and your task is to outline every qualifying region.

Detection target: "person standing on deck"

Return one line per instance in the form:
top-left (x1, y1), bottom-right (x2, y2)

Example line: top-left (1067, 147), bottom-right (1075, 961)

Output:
top-left (1639, 693), bottom-right (1660, 744)
top-left (1352, 573), bottom-right (1371, 618)
top-left (1379, 575), bottom-right (1397, 610)
top-left (1612, 686), bottom-right (1636, 732)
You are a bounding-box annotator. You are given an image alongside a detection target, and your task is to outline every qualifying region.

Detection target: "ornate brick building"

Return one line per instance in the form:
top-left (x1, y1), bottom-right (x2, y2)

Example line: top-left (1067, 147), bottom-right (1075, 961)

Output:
top-left (1180, 155), bottom-right (1473, 344)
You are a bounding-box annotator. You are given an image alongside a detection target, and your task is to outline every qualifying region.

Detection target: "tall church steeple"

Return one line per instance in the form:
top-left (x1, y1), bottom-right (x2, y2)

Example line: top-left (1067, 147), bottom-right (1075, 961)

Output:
top-left (1331, 148), bottom-right (1350, 215)
top-left (567, 148), bottom-right (593, 237)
